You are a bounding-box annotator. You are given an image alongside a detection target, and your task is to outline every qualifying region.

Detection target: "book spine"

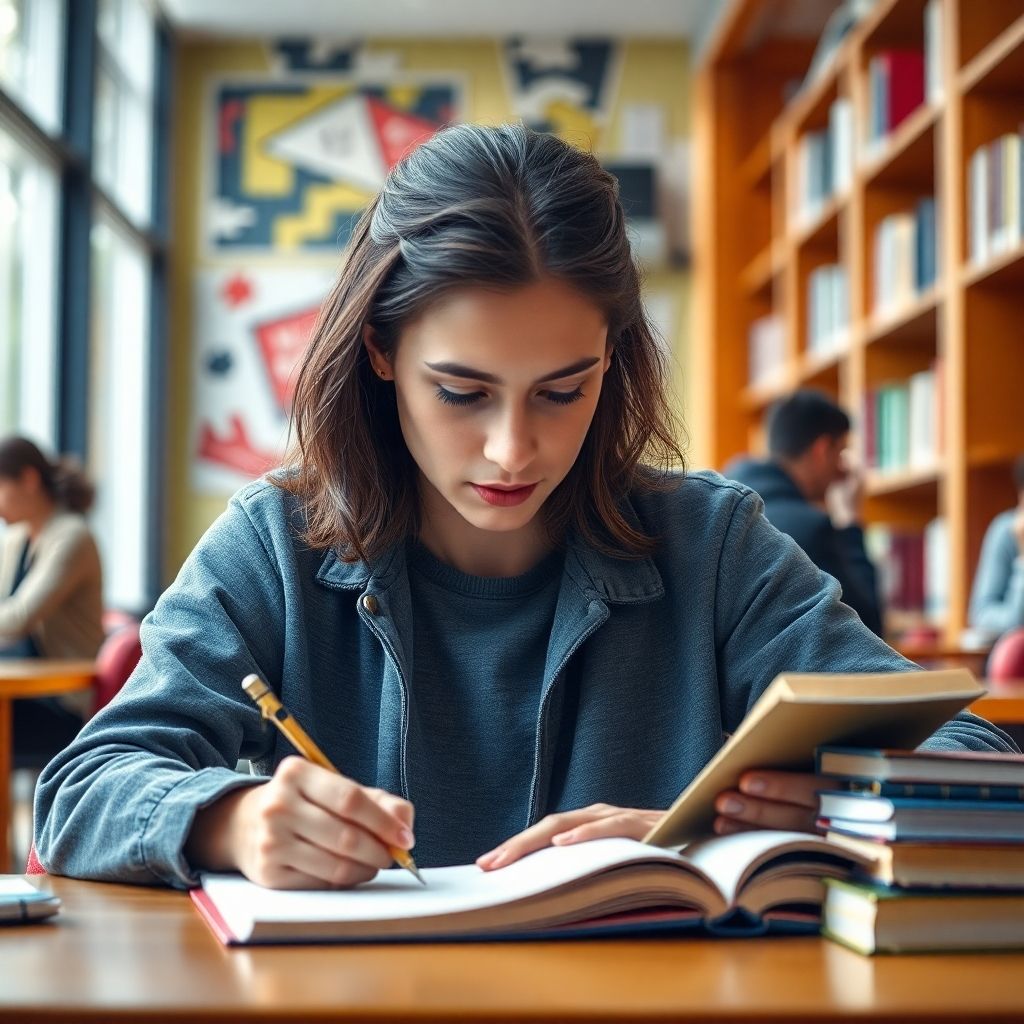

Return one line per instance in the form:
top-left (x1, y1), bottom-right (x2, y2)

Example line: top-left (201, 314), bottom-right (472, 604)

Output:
top-left (883, 50), bottom-right (926, 131)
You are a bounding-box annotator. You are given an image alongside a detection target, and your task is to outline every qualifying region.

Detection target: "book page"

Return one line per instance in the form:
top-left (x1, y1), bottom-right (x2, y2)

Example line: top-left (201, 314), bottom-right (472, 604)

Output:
top-left (201, 838), bottom-right (687, 933)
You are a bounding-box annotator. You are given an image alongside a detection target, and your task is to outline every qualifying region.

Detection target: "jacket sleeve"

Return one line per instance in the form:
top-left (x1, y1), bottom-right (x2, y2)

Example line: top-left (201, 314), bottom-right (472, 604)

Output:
top-left (968, 513), bottom-right (1024, 635)
top-left (33, 492), bottom-right (287, 888)
top-left (714, 490), bottom-right (1017, 755)
top-left (0, 527), bottom-right (92, 643)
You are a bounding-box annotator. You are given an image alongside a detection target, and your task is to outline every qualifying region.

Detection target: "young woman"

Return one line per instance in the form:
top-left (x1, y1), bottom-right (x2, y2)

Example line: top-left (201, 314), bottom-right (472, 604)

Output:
top-left (0, 436), bottom-right (104, 764)
top-left (34, 124), bottom-right (1015, 890)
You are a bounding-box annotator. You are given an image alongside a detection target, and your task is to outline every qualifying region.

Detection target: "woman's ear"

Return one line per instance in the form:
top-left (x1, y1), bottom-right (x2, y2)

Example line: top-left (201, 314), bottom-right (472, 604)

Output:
top-left (362, 325), bottom-right (392, 381)
top-left (603, 344), bottom-right (615, 374)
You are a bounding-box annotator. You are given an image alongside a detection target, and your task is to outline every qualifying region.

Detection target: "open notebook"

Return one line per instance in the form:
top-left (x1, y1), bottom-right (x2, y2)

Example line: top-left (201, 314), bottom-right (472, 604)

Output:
top-left (192, 831), bottom-right (870, 945)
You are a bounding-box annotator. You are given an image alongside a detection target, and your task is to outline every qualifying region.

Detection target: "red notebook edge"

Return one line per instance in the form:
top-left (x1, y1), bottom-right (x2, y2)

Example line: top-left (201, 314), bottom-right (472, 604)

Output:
top-left (189, 888), bottom-right (242, 946)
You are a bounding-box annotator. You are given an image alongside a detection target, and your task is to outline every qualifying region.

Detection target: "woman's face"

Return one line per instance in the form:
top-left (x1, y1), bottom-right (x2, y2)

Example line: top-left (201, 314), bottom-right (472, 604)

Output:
top-left (370, 277), bottom-right (612, 538)
top-left (0, 469), bottom-right (36, 525)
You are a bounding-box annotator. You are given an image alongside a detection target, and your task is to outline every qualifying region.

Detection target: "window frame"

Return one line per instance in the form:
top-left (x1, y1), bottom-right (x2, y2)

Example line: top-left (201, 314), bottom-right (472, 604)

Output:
top-left (0, 0), bottom-right (171, 612)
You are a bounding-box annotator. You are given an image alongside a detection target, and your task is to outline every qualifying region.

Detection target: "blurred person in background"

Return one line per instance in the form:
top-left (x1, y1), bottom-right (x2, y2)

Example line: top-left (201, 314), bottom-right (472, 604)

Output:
top-left (968, 455), bottom-right (1024, 642)
top-left (0, 436), bottom-right (103, 764)
top-left (726, 389), bottom-right (882, 637)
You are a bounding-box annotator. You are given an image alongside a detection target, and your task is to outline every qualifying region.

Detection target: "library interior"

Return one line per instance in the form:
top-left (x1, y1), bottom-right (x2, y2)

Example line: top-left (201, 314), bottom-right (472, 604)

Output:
top-left (2, 0), bottom-right (1024, 1020)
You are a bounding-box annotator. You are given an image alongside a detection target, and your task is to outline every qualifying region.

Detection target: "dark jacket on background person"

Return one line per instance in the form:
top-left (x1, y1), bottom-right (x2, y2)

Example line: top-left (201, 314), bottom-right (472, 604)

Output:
top-left (726, 458), bottom-right (883, 637)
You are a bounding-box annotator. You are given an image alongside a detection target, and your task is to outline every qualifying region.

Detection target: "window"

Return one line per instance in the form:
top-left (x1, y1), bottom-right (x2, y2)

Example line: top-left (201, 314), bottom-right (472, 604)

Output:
top-left (0, 122), bottom-right (59, 442)
top-left (0, 0), bottom-right (65, 134)
top-left (88, 210), bottom-right (152, 611)
top-left (94, 0), bottom-right (155, 225)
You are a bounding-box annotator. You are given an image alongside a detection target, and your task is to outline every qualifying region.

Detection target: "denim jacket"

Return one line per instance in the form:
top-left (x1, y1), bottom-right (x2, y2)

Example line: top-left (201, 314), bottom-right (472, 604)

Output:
top-left (34, 472), bottom-right (1016, 887)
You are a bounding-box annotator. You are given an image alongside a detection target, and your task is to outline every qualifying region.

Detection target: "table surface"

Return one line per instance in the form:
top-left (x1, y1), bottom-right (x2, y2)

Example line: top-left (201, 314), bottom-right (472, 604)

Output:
top-left (1, 877), bottom-right (1023, 1024)
top-left (0, 658), bottom-right (96, 696)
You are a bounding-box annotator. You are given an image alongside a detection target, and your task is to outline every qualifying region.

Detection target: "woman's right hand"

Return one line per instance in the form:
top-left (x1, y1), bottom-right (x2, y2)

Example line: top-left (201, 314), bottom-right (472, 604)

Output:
top-left (185, 756), bottom-right (415, 889)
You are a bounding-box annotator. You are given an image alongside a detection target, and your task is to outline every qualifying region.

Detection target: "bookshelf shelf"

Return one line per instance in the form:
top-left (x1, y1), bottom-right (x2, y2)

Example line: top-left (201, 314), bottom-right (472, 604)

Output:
top-left (962, 241), bottom-right (1024, 288)
top-left (784, 58), bottom-right (841, 137)
top-left (695, 0), bottom-right (1024, 645)
top-left (740, 243), bottom-right (784, 297)
top-left (741, 133), bottom-right (775, 190)
top-left (865, 286), bottom-right (941, 346)
top-left (799, 343), bottom-right (849, 384)
top-left (866, 465), bottom-right (941, 497)
top-left (793, 191), bottom-right (847, 250)
top-left (741, 374), bottom-right (793, 412)
top-left (860, 102), bottom-right (939, 186)
top-left (959, 12), bottom-right (1024, 95)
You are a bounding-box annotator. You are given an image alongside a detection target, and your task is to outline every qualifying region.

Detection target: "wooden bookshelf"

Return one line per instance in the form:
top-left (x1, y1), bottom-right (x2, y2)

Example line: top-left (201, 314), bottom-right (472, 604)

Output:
top-left (692, 0), bottom-right (1024, 646)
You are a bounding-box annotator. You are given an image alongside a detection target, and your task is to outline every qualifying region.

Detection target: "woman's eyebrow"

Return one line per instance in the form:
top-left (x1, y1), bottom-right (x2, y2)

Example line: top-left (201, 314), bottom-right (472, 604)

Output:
top-left (424, 356), bottom-right (601, 385)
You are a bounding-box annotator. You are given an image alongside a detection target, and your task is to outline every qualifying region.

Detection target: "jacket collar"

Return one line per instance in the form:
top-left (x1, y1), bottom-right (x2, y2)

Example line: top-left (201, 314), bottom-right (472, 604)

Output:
top-left (315, 496), bottom-right (664, 605)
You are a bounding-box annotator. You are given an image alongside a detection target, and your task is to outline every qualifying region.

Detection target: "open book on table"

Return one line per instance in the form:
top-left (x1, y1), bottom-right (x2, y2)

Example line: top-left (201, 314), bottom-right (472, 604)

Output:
top-left (192, 831), bottom-right (871, 945)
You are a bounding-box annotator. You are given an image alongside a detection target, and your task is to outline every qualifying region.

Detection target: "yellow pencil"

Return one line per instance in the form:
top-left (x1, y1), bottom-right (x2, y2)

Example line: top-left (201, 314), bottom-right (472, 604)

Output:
top-left (241, 673), bottom-right (425, 885)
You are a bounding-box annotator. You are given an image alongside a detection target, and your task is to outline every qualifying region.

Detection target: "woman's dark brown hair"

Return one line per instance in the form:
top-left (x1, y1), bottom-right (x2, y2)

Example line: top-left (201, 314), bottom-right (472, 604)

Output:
top-left (276, 122), bottom-right (686, 562)
top-left (0, 436), bottom-right (95, 514)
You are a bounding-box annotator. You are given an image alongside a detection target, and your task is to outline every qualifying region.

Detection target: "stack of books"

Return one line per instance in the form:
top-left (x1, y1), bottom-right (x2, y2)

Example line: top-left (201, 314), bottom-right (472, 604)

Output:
top-left (816, 746), bottom-right (1024, 954)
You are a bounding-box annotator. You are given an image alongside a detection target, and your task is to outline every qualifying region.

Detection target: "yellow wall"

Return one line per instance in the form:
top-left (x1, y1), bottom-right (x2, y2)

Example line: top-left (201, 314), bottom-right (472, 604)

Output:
top-left (166, 38), bottom-right (693, 580)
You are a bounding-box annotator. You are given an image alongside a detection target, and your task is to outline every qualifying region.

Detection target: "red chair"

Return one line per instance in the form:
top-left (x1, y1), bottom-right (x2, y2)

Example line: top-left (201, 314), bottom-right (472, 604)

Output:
top-left (25, 843), bottom-right (44, 875)
top-left (92, 620), bottom-right (143, 715)
top-left (988, 627), bottom-right (1024, 682)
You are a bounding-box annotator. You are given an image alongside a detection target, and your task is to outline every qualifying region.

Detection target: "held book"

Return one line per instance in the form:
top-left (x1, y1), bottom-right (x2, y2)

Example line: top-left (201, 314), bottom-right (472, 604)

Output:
top-left (191, 831), bottom-right (869, 946)
top-left (643, 670), bottom-right (982, 847)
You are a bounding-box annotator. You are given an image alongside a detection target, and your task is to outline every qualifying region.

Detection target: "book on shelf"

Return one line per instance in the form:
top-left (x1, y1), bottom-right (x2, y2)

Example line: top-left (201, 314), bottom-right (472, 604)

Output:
top-left (923, 0), bottom-right (944, 105)
top-left (864, 49), bottom-right (925, 157)
top-left (748, 313), bottom-right (786, 387)
top-left (191, 831), bottom-right (872, 945)
top-left (968, 130), bottom-right (1024, 266)
top-left (863, 363), bottom-right (939, 473)
top-left (643, 670), bottom-right (982, 848)
top-left (792, 97), bottom-right (853, 227)
top-left (866, 527), bottom-right (925, 616)
top-left (818, 790), bottom-right (1024, 842)
top-left (806, 264), bottom-right (848, 355)
top-left (822, 879), bottom-right (1024, 954)
top-left (872, 199), bottom-right (936, 318)
top-left (923, 516), bottom-right (948, 623)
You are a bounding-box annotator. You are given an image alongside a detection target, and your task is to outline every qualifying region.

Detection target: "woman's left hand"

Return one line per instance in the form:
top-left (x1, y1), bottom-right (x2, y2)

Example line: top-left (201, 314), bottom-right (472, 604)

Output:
top-left (476, 804), bottom-right (663, 871)
top-left (713, 770), bottom-right (826, 835)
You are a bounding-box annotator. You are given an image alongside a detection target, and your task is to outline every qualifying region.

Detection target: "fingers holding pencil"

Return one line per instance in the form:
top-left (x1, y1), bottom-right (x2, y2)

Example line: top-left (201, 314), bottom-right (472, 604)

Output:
top-left (230, 757), bottom-right (417, 890)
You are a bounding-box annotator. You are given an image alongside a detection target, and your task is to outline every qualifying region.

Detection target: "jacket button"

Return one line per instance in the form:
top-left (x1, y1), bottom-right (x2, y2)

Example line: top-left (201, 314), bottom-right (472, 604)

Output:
top-left (361, 594), bottom-right (380, 615)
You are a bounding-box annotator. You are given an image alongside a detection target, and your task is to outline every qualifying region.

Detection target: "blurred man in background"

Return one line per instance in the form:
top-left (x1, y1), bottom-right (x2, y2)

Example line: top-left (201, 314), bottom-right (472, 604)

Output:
top-left (727, 389), bottom-right (883, 636)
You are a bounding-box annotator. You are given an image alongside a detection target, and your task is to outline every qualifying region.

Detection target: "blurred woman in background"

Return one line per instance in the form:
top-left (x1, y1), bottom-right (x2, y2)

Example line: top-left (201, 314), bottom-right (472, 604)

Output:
top-left (0, 436), bottom-right (103, 763)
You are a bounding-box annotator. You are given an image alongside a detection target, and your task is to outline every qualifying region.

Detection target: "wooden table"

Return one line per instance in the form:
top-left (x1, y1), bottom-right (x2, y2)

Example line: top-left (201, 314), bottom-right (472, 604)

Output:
top-left (971, 680), bottom-right (1024, 726)
top-left (1, 877), bottom-right (1022, 1023)
top-left (0, 660), bottom-right (95, 871)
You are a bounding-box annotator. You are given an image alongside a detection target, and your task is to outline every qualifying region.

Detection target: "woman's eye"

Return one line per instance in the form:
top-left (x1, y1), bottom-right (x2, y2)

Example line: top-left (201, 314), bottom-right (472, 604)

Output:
top-left (542, 387), bottom-right (585, 406)
top-left (435, 386), bottom-right (484, 407)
